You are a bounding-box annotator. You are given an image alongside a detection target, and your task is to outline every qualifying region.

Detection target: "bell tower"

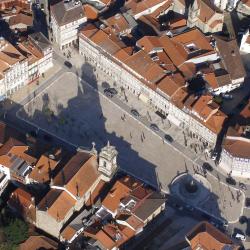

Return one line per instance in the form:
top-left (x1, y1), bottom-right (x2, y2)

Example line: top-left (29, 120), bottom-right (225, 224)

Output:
top-left (98, 141), bottom-right (118, 179)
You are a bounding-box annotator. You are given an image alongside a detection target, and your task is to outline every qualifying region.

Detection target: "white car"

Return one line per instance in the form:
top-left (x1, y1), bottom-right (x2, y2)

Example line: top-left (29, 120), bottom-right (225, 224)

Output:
top-left (234, 233), bottom-right (246, 241)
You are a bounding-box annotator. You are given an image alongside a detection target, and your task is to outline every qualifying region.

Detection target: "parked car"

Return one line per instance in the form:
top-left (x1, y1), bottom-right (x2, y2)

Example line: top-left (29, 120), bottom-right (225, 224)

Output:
top-left (202, 162), bottom-right (213, 172)
top-left (64, 61), bottom-right (72, 68)
top-left (104, 88), bottom-right (117, 98)
top-left (222, 221), bottom-right (229, 228)
top-left (239, 216), bottom-right (248, 224)
top-left (227, 5), bottom-right (234, 11)
top-left (239, 182), bottom-right (247, 191)
top-left (150, 123), bottom-right (159, 132)
top-left (155, 110), bottom-right (166, 120)
top-left (131, 109), bottom-right (140, 117)
top-left (245, 198), bottom-right (250, 208)
top-left (210, 151), bottom-right (218, 160)
top-left (233, 233), bottom-right (246, 241)
top-left (226, 177), bottom-right (236, 186)
top-left (222, 94), bottom-right (233, 100)
top-left (185, 204), bottom-right (194, 212)
top-left (164, 134), bottom-right (173, 143)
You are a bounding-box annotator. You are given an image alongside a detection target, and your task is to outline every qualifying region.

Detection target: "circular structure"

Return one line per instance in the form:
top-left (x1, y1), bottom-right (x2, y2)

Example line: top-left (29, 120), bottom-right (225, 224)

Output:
top-left (171, 173), bottom-right (212, 206)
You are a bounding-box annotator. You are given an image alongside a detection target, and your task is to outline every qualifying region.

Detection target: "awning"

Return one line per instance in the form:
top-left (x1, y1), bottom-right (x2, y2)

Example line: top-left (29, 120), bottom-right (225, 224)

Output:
top-left (167, 114), bottom-right (182, 127)
top-left (139, 93), bottom-right (149, 103)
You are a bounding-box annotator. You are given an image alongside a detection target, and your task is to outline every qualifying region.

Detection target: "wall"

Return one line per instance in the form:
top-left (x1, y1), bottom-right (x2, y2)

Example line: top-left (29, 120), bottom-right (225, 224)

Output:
top-left (219, 149), bottom-right (250, 178)
top-left (36, 210), bottom-right (62, 237)
top-left (52, 14), bottom-right (87, 50)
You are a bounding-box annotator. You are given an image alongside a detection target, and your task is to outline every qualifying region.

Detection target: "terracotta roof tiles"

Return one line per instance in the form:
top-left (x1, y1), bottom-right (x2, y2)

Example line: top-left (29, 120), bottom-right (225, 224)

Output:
top-left (157, 73), bottom-right (186, 97)
top-left (53, 152), bottom-right (100, 197)
top-left (38, 189), bottom-right (76, 222)
top-left (19, 235), bottom-right (57, 250)
top-left (29, 155), bottom-right (59, 183)
top-left (187, 221), bottom-right (239, 249)
top-left (223, 139), bottom-right (250, 159)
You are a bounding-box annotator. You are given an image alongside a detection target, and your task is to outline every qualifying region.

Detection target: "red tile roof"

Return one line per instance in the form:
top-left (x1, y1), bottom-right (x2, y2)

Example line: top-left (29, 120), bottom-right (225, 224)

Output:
top-left (38, 189), bottom-right (76, 222)
top-left (29, 155), bottom-right (59, 183)
top-left (53, 152), bottom-right (100, 197)
top-left (19, 235), bottom-right (58, 250)
top-left (157, 73), bottom-right (186, 97)
top-left (223, 138), bottom-right (250, 159)
top-left (186, 221), bottom-right (239, 249)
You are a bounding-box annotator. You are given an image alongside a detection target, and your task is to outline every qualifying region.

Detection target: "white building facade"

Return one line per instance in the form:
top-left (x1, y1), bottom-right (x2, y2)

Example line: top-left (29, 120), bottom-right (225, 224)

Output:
top-left (79, 32), bottom-right (221, 145)
top-left (2, 58), bottom-right (28, 97)
top-left (51, 1), bottom-right (87, 50)
top-left (219, 137), bottom-right (250, 178)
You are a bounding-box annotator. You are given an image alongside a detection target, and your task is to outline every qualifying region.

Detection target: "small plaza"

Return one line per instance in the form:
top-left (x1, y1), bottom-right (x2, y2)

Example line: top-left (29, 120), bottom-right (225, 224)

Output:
top-left (16, 70), bottom-right (245, 224)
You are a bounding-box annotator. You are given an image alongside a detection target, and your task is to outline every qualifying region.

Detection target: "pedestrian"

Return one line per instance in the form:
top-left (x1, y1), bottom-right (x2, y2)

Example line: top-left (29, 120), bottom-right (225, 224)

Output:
top-left (130, 132), bottom-right (132, 139)
top-left (142, 131), bottom-right (145, 139)
top-left (141, 135), bottom-right (143, 142)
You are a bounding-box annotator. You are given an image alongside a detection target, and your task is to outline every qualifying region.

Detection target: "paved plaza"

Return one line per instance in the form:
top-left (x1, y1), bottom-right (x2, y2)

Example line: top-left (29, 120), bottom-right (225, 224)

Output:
top-left (15, 71), bottom-right (244, 223)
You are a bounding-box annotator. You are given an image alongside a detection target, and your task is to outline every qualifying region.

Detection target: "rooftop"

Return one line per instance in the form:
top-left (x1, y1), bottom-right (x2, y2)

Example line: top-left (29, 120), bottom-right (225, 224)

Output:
top-left (29, 154), bottom-right (60, 183)
top-left (29, 32), bottom-right (52, 52)
top-left (38, 189), bottom-right (76, 221)
top-left (0, 137), bottom-right (36, 170)
top-left (19, 235), bottom-right (58, 250)
top-left (53, 151), bottom-right (100, 197)
top-left (51, 0), bottom-right (85, 26)
top-left (223, 138), bottom-right (250, 159)
top-left (0, 38), bottom-right (26, 75)
top-left (186, 221), bottom-right (239, 249)
top-left (215, 36), bottom-right (246, 81)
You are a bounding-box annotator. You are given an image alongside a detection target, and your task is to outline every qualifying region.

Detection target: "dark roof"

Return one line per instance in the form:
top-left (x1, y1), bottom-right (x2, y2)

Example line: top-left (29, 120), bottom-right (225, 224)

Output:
top-left (215, 36), bottom-right (246, 81)
top-left (134, 192), bottom-right (165, 221)
top-left (29, 32), bottom-right (51, 51)
top-left (0, 122), bottom-right (24, 146)
top-left (51, 1), bottom-right (85, 26)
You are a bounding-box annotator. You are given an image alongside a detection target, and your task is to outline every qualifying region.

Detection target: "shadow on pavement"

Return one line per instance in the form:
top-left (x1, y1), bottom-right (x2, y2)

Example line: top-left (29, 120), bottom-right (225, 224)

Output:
top-left (1, 62), bottom-right (160, 190)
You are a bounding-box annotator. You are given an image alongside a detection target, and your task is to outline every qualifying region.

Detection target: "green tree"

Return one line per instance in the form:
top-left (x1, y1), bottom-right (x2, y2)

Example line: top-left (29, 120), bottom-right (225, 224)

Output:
top-left (2, 218), bottom-right (28, 248)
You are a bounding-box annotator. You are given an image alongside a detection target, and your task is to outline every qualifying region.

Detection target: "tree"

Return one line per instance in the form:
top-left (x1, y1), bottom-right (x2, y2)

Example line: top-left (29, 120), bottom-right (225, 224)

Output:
top-left (1, 218), bottom-right (28, 248)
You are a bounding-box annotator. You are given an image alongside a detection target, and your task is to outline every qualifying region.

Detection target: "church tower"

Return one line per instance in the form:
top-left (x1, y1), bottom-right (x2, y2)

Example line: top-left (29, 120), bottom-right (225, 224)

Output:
top-left (98, 141), bottom-right (118, 180)
top-left (187, 0), bottom-right (200, 28)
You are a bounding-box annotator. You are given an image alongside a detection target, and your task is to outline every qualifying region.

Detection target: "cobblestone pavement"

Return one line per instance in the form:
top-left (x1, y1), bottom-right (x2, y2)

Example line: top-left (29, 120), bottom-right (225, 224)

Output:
top-left (16, 71), bottom-right (244, 223)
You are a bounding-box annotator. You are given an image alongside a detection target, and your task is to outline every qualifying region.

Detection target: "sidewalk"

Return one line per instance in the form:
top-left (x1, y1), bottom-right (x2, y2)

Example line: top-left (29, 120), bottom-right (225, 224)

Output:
top-left (11, 60), bottom-right (61, 104)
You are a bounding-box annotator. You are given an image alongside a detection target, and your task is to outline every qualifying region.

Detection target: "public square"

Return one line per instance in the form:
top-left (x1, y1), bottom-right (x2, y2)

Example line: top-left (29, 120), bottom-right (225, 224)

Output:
top-left (16, 71), bottom-right (244, 223)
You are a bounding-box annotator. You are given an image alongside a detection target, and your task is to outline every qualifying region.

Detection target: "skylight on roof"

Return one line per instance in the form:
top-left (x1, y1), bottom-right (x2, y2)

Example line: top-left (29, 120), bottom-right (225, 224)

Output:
top-left (185, 43), bottom-right (199, 53)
